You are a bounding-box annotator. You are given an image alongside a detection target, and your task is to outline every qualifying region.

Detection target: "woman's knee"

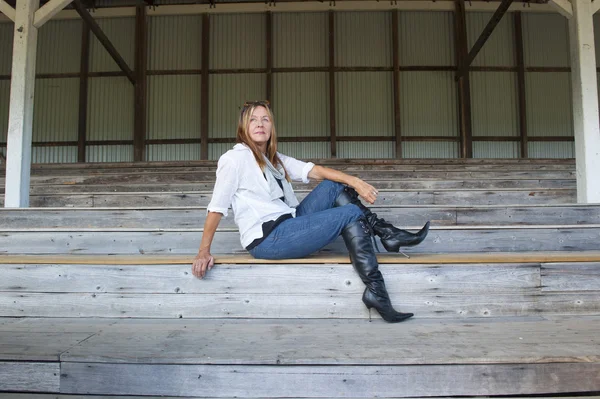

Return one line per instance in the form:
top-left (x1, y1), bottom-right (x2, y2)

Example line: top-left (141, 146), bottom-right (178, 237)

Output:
top-left (341, 203), bottom-right (363, 222)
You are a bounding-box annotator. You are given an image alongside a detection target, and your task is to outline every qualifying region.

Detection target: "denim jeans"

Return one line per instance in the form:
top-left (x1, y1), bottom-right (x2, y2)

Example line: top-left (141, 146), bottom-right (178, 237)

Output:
top-left (248, 180), bottom-right (363, 260)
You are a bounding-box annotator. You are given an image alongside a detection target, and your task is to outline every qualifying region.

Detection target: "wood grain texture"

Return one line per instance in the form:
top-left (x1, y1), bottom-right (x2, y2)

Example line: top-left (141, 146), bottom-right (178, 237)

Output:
top-left (55, 317), bottom-right (600, 364)
top-left (1, 228), bottom-right (599, 255)
top-left (0, 362), bottom-right (59, 392)
top-left (2, 251), bottom-right (600, 265)
top-left (59, 362), bottom-right (600, 397)
top-left (1, 291), bottom-right (597, 319)
top-left (541, 262), bottom-right (600, 291)
top-left (0, 263), bottom-right (539, 294)
top-left (0, 332), bottom-right (95, 361)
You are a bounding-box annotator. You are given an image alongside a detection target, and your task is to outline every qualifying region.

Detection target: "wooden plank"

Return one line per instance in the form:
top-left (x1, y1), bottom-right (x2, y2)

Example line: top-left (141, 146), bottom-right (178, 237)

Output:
top-left (0, 332), bottom-right (95, 361)
top-left (60, 362), bottom-right (600, 397)
top-left (542, 262), bottom-right (600, 292)
top-left (0, 362), bottom-right (59, 392)
top-left (1, 291), bottom-right (598, 319)
top-left (21, 178), bottom-right (577, 194)
top-left (5, 189), bottom-right (576, 208)
top-left (57, 317), bottom-right (600, 364)
top-left (1, 228), bottom-right (600, 255)
top-left (456, 206), bottom-right (600, 225)
top-left (392, 10), bottom-right (401, 159)
top-left (3, 251), bottom-right (600, 265)
top-left (0, 263), bottom-right (539, 294)
top-left (0, 207), bottom-right (454, 229)
top-left (514, 12), bottom-right (527, 158)
top-left (329, 10), bottom-right (336, 158)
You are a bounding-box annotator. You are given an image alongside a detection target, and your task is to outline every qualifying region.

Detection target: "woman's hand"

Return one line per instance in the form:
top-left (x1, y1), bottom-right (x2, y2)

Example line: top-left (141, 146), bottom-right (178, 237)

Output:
top-left (352, 178), bottom-right (379, 204)
top-left (192, 249), bottom-right (214, 279)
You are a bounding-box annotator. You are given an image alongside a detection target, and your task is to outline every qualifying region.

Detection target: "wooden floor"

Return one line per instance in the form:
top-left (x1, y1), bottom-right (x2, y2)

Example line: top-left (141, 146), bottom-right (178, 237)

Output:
top-left (1, 316), bottom-right (599, 396)
top-left (1, 158), bottom-right (599, 398)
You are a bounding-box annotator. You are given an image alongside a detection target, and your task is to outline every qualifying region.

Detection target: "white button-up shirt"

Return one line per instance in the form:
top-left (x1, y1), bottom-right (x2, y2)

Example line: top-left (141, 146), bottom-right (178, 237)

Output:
top-left (207, 143), bottom-right (315, 248)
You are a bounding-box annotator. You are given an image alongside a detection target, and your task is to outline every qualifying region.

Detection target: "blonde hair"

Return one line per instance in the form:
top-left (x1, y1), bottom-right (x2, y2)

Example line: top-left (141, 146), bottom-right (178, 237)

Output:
top-left (236, 102), bottom-right (289, 181)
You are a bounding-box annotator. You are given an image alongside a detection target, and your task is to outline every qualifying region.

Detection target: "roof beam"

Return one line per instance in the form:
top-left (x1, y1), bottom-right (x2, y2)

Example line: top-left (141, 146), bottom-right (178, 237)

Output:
top-left (34, 0), bottom-right (73, 27)
top-left (456, 0), bottom-right (514, 80)
top-left (592, 0), bottom-right (600, 14)
top-left (72, 0), bottom-right (135, 85)
top-left (548, 0), bottom-right (573, 18)
top-left (0, 0), bottom-right (15, 22)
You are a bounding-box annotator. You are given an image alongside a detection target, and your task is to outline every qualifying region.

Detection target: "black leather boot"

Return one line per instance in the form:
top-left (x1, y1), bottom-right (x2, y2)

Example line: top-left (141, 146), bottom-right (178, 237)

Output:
top-left (335, 186), bottom-right (430, 253)
top-left (342, 218), bottom-right (414, 323)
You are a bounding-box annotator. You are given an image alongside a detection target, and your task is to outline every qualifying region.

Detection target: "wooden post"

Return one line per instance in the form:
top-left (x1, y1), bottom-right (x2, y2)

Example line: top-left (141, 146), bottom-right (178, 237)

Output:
top-left (4, 0), bottom-right (40, 208)
top-left (454, 0), bottom-right (473, 158)
top-left (78, 23), bottom-right (90, 163)
top-left (134, 2), bottom-right (147, 162)
top-left (200, 14), bottom-right (209, 160)
top-left (514, 12), bottom-right (527, 158)
top-left (569, 0), bottom-right (600, 203)
top-left (266, 11), bottom-right (272, 104)
top-left (329, 10), bottom-right (337, 158)
top-left (392, 10), bottom-right (402, 159)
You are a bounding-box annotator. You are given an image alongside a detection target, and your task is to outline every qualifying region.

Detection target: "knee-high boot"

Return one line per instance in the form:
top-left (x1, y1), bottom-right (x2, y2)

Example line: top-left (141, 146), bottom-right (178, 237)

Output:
top-left (342, 218), bottom-right (414, 323)
top-left (336, 186), bottom-right (430, 253)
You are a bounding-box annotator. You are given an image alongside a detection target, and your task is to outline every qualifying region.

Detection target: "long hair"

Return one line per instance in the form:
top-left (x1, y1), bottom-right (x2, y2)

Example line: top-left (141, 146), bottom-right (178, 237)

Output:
top-left (236, 102), bottom-right (290, 181)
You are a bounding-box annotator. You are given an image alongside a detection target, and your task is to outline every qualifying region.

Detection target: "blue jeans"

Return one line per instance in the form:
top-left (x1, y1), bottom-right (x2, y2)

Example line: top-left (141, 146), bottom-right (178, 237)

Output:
top-left (248, 180), bottom-right (363, 260)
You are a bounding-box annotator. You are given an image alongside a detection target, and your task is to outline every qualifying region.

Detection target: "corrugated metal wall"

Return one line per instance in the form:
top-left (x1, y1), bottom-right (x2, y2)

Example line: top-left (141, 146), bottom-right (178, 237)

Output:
top-left (0, 10), bottom-right (586, 162)
top-left (528, 142), bottom-right (574, 158)
top-left (273, 13), bottom-right (328, 68)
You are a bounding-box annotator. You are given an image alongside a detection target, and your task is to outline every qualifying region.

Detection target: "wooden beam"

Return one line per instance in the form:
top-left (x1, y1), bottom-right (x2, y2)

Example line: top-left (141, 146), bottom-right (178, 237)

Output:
top-left (514, 12), bottom-right (527, 158)
top-left (456, 0), bottom-right (515, 80)
top-left (33, 0), bottom-right (73, 28)
top-left (392, 10), bottom-right (402, 159)
top-left (78, 23), bottom-right (90, 163)
top-left (4, 0), bottom-right (39, 208)
top-left (0, 0), bottom-right (15, 22)
top-left (549, 0), bottom-right (574, 18)
top-left (72, 0), bottom-right (135, 85)
top-left (200, 14), bottom-right (210, 160)
top-left (133, 2), bottom-right (147, 162)
top-left (454, 0), bottom-right (473, 158)
top-left (329, 10), bottom-right (336, 158)
top-left (266, 11), bottom-right (273, 104)
top-left (593, 0), bottom-right (600, 14)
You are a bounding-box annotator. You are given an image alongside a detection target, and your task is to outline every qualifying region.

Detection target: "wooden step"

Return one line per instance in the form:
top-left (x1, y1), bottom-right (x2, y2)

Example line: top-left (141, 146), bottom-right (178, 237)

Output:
top-left (0, 316), bottom-right (598, 396)
top-left (2, 226), bottom-right (599, 255)
top-left (15, 178), bottom-right (576, 194)
top-left (1, 254), bottom-right (599, 319)
top-left (0, 188), bottom-right (577, 207)
top-left (2, 204), bottom-right (600, 229)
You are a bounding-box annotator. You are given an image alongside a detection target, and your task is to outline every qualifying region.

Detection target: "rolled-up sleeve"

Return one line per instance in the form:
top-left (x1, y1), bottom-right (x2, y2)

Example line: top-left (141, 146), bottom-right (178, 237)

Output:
top-left (207, 154), bottom-right (239, 217)
top-left (278, 153), bottom-right (315, 183)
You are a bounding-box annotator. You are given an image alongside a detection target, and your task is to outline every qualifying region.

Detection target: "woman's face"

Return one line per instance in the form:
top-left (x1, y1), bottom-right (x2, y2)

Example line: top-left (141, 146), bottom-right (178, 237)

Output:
top-left (248, 106), bottom-right (272, 150)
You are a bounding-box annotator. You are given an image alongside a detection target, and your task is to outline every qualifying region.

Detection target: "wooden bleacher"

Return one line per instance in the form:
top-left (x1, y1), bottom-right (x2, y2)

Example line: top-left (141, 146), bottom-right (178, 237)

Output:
top-left (0, 158), bottom-right (599, 398)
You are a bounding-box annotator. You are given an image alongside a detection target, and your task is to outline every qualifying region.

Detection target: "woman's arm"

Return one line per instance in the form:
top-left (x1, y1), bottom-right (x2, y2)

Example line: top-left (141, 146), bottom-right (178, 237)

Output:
top-left (192, 211), bottom-right (223, 279)
top-left (308, 164), bottom-right (379, 204)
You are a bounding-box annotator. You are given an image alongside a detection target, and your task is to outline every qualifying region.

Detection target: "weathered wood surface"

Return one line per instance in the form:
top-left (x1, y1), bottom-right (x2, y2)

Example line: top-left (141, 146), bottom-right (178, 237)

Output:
top-left (3, 205), bottom-right (599, 229)
top-left (16, 178), bottom-right (576, 194)
top-left (3, 251), bottom-right (600, 265)
top-left (0, 189), bottom-right (578, 208)
top-left (1, 291), bottom-right (597, 318)
top-left (54, 317), bottom-right (600, 364)
top-left (0, 362), bottom-right (59, 392)
top-left (59, 362), bottom-right (600, 397)
top-left (1, 227), bottom-right (599, 255)
top-left (2, 396), bottom-right (593, 399)
top-left (0, 263), bottom-right (539, 294)
top-left (0, 332), bottom-right (95, 361)
top-left (542, 262), bottom-right (600, 292)
top-left (0, 170), bottom-right (576, 186)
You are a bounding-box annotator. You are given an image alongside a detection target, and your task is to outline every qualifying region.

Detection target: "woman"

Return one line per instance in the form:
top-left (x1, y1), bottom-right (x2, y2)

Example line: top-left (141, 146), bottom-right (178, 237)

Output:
top-left (192, 101), bottom-right (429, 323)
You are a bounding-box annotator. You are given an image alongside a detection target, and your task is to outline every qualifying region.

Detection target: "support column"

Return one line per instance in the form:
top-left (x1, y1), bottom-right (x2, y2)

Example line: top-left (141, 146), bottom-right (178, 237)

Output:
top-left (569, 0), bottom-right (600, 203)
top-left (5, 0), bottom-right (40, 208)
